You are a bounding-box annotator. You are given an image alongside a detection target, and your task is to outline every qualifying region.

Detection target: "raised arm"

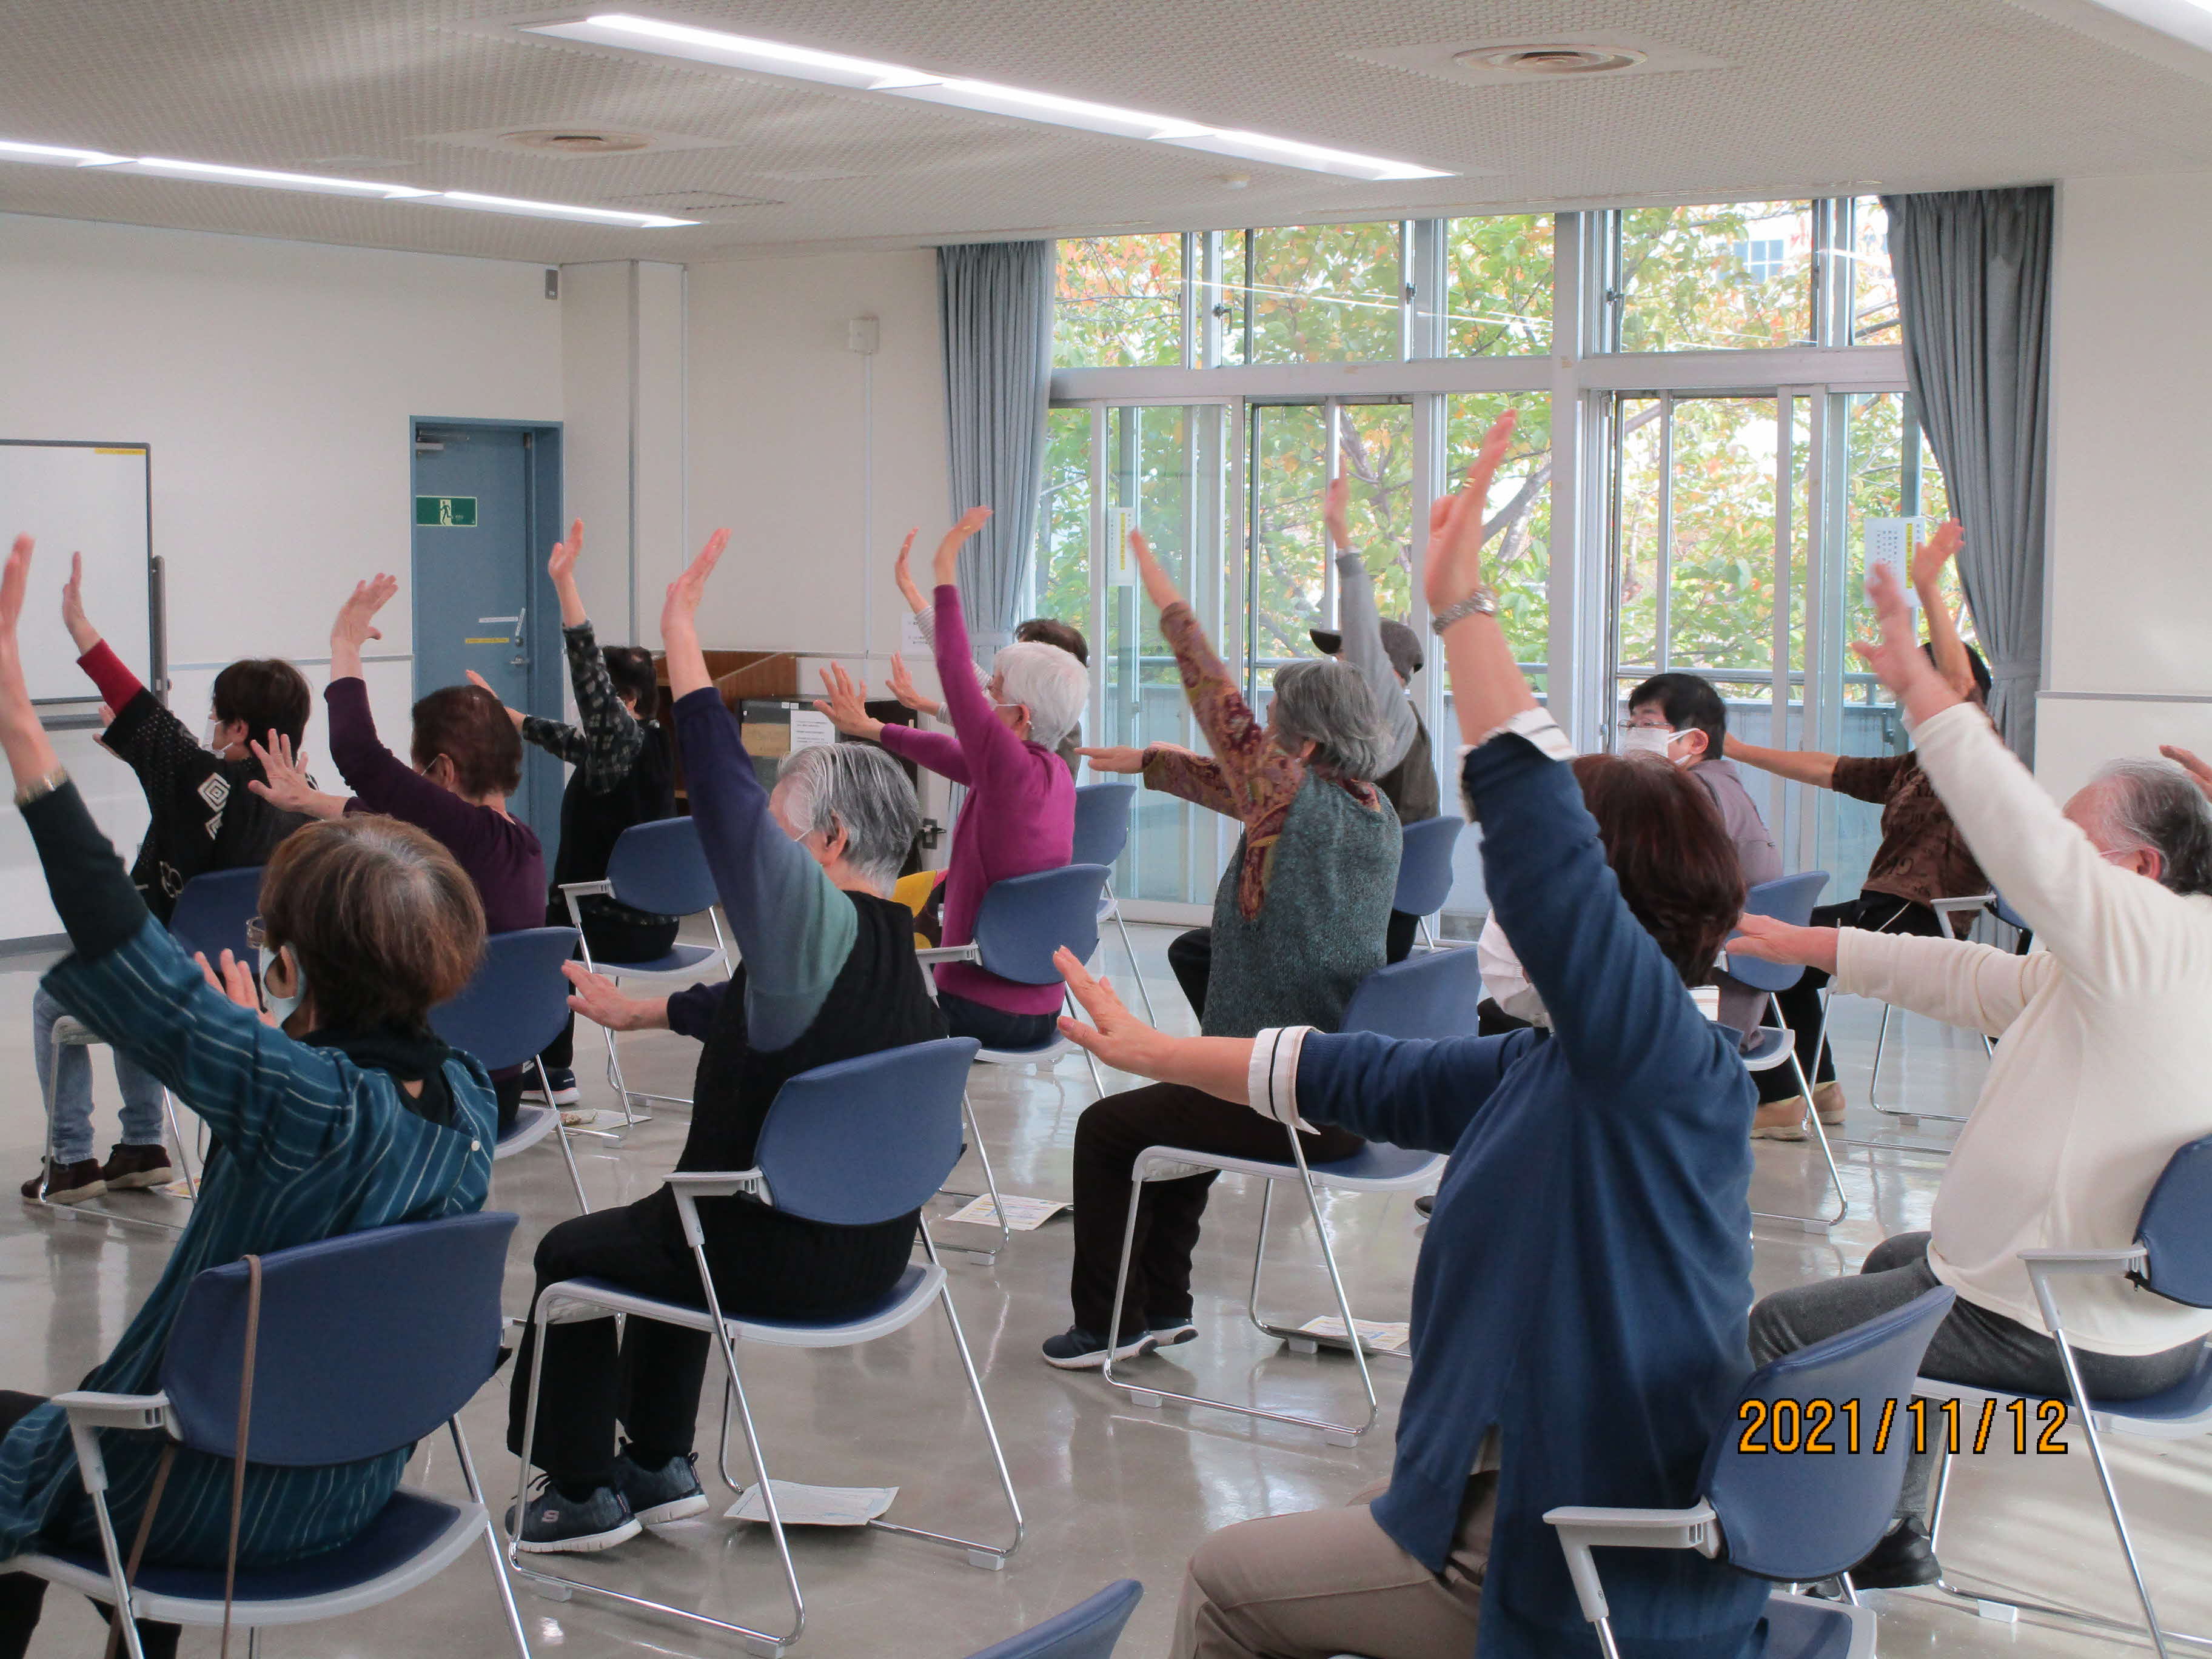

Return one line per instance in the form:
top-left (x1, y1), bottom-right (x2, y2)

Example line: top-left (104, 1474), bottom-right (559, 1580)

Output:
top-left (1324, 478), bottom-right (1419, 771)
top-left (1911, 520), bottom-right (1977, 702)
top-left (925, 509), bottom-right (1038, 788)
top-left (663, 533), bottom-right (856, 1047)
top-left (62, 551), bottom-right (207, 781)
top-left (816, 661), bottom-right (973, 783)
top-left (544, 521), bottom-right (646, 790)
top-left (1725, 737), bottom-right (1840, 789)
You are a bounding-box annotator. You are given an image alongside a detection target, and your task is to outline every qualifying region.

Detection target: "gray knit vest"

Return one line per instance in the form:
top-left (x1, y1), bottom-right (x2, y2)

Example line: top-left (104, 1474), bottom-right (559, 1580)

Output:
top-left (1201, 775), bottom-right (1401, 1039)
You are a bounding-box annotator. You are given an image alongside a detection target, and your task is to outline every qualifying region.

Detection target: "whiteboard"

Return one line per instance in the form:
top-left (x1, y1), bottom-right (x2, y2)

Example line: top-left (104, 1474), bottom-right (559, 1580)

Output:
top-left (0, 441), bottom-right (156, 705)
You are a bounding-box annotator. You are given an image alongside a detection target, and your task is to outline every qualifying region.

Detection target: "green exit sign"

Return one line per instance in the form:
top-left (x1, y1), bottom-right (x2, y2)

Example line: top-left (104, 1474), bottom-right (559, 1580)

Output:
top-left (415, 495), bottom-right (478, 528)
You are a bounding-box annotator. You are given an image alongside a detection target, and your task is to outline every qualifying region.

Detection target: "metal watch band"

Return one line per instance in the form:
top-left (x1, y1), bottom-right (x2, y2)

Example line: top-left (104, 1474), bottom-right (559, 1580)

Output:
top-left (13, 766), bottom-right (69, 808)
top-left (1429, 587), bottom-right (1500, 635)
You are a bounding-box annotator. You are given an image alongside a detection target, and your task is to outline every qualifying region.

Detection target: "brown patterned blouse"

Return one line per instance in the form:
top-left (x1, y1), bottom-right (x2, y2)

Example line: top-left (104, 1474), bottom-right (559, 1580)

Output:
top-left (1139, 601), bottom-right (1380, 920)
top-left (1832, 748), bottom-right (1989, 917)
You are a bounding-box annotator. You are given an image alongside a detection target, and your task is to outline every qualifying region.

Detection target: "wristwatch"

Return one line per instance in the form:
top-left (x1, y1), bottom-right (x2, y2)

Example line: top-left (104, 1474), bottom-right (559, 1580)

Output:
top-left (1430, 587), bottom-right (1501, 634)
top-left (13, 766), bottom-right (69, 808)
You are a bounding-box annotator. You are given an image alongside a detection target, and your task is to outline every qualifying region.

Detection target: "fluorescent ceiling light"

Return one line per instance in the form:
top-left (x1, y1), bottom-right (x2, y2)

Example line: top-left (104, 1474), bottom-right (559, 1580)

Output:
top-left (526, 13), bottom-right (1452, 181)
top-left (0, 137), bottom-right (697, 226)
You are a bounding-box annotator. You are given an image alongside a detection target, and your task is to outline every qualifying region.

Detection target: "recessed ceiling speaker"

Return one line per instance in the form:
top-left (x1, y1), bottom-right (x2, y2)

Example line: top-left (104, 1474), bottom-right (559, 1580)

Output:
top-left (499, 129), bottom-right (654, 153)
top-left (1454, 45), bottom-right (1648, 75)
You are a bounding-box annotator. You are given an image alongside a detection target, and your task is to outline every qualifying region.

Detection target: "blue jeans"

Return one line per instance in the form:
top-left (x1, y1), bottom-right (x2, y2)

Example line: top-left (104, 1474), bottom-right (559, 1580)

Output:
top-left (32, 987), bottom-right (165, 1165)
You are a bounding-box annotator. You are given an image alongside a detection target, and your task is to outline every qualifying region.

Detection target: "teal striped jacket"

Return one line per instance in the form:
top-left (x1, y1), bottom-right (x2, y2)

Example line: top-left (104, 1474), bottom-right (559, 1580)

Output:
top-left (0, 917), bottom-right (495, 1567)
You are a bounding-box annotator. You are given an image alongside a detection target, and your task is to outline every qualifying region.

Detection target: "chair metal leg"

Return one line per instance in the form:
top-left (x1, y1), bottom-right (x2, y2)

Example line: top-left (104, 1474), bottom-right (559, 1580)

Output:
top-left (1105, 886), bottom-right (1157, 1024)
top-left (1750, 1034), bottom-right (1849, 1236)
top-left (535, 1059), bottom-right (591, 1215)
top-left (1866, 1000), bottom-right (1970, 1128)
top-left (161, 1090), bottom-right (198, 1199)
top-left (449, 1418), bottom-right (534, 1659)
top-left (1419, 916), bottom-right (1438, 952)
top-left (940, 1091), bottom-right (1010, 1262)
top-left (1067, 988), bottom-right (1104, 1097)
top-left (32, 1026), bottom-right (183, 1236)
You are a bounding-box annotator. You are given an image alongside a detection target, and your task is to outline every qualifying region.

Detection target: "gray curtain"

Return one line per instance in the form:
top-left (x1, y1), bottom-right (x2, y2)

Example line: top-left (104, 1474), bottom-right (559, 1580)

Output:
top-left (1882, 187), bottom-right (2053, 762)
top-left (937, 240), bottom-right (1057, 663)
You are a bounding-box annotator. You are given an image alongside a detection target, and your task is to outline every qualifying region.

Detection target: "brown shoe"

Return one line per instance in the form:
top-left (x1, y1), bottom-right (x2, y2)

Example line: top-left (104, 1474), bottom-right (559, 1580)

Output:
top-left (101, 1143), bottom-right (175, 1190)
top-left (1751, 1099), bottom-right (1811, 1141)
top-left (21, 1158), bottom-right (107, 1204)
top-left (1811, 1081), bottom-right (1847, 1126)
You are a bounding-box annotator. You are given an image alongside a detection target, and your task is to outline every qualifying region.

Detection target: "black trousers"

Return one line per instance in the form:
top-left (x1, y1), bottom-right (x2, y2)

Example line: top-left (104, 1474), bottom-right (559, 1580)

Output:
top-left (540, 900), bottom-right (682, 1071)
top-left (1069, 1083), bottom-right (1363, 1339)
top-left (1385, 910), bottom-right (1421, 967)
top-left (1758, 891), bottom-right (1945, 1105)
top-left (940, 989), bottom-right (1058, 1052)
top-left (0, 1390), bottom-right (181, 1659)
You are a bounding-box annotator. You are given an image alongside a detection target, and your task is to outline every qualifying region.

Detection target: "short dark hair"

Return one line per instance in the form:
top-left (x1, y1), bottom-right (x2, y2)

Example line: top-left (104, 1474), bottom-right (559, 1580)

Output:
top-left (259, 814), bottom-right (484, 1032)
top-left (1016, 617), bottom-right (1088, 666)
top-left (1925, 640), bottom-right (1993, 703)
top-left (603, 646), bottom-right (659, 712)
top-left (213, 659), bottom-right (312, 748)
top-left (411, 685), bottom-right (523, 798)
top-left (1627, 671), bottom-right (1729, 759)
top-left (1569, 753), bottom-right (1746, 988)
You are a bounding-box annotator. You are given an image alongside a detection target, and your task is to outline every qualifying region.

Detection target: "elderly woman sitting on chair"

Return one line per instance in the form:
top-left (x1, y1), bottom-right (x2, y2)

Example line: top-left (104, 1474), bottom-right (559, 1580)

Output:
top-left (1052, 413), bottom-right (1773, 1659)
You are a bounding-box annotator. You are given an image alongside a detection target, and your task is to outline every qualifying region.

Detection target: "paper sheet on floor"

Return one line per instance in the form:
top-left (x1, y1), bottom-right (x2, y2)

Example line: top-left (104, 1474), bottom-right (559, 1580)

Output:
top-left (560, 1108), bottom-right (626, 1130)
top-left (1295, 1316), bottom-right (1412, 1355)
top-left (943, 1194), bottom-right (1066, 1231)
top-left (727, 1481), bottom-right (898, 1526)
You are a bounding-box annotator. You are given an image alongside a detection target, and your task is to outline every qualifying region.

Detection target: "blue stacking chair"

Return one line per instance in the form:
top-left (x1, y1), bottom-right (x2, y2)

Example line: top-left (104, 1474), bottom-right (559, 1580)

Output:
top-left (1107, 947), bottom-right (1484, 1444)
top-left (1073, 782), bottom-right (1156, 1022)
top-left (0, 1212), bottom-right (530, 1659)
top-left (560, 816), bottom-right (732, 1124)
top-left (1543, 1285), bottom-right (1956, 1659)
top-left (511, 1037), bottom-right (1021, 1655)
top-left (920, 863), bottom-right (1112, 1260)
top-left (35, 865), bottom-right (272, 1233)
top-left (431, 927), bottom-right (592, 1214)
top-left (965, 1580), bottom-right (1144, 1659)
top-left (1726, 871), bottom-right (1849, 1236)
top-left (1914, 1136), bottom-right (2212, 1657)
top-left (1392, 815), bottom-right (1464, 952)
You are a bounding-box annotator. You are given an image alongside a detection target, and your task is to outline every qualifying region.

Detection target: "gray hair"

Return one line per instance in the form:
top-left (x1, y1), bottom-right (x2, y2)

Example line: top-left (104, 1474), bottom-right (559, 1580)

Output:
top-left (772, 742), bottom-right (919, 889)
top-left (1269, 658), bottom-right (1390, 782)
top-left (2086, 759), bottom-right (2212, 896)
top-left (993, 640), bottom-right (1088, 751)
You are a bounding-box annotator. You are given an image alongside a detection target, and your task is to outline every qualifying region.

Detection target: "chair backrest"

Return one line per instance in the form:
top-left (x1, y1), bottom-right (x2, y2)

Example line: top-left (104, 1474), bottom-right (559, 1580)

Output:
top-left (964, 1580), bottom-right (1144, 1659)
top-left (605, 816), bottom-right (720, 917)
top-left (1724, 871), bottom-right (1831, 994)
top-left (1700, 1285), bottom-right (1954, 1581)
top-left (1341, 947), bottom-right (1484, 1040)
top-left (429, 927), bottom-right (580, 1073)
top-left (2135, 1134), bottom-right (2212, 1308)
top-left (167, 866), bottom-right (265, 965)
top-left (1991, 889), bottom-right (2030, 933)
top-left (1071, 783), bottom-right (1136, 870)
top-left (1392, 815), bottom-right (1463, 919)
top-left (755, 1037), bottom-right (980, 1225)
top-left (972, 864), bottom-right (1110, 985)
top-left (159, 1211), bottom-right (517, 1466)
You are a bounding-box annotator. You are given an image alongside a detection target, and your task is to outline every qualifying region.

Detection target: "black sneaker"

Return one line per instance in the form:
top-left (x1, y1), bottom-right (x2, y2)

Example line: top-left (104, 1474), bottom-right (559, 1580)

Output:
top-left (1847, 1517), bottom-right (1940, 1590)
top-left (1147, 1316), bottom-right (1198, 1348)
top-left (614, 1448), bottom-right (709, 1525)
top-left (523, 1067), bottom-right (580, 1107)
top-left (505, 1477), bottom-right (642, 1553)
top-left (21, 1158), bottom-right (106, 1205)
top-left (100, 1143), bottom-right (175, 1190)
top-left (1041, 1326), bottom-right (1153, 1370)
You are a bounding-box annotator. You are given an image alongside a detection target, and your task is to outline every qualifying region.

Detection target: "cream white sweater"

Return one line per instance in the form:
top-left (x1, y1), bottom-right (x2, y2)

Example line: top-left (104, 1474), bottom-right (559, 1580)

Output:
top-left (1835, 703), bottom-right (2212, 1354)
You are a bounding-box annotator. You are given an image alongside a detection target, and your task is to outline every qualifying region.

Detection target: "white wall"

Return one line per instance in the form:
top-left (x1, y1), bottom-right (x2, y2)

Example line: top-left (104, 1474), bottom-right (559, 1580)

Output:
top-left (2040, 174), bottom-right (2212, 799)
top-left (0, 212), bottom-right (561, 937)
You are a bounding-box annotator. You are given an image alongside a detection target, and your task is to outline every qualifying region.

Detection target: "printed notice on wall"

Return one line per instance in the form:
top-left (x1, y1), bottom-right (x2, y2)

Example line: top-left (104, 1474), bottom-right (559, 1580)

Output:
top-left (899, 609), bottom-right (930, 652)
top-left (787, 709), bottom-right (836, 752)
top-left (1863, 518), bottom-right (1925, 612)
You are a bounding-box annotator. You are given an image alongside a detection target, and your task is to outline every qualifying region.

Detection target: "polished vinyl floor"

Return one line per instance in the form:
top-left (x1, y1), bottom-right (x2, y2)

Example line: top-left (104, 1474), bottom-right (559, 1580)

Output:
top-left (1, 923), bottom-right (2205, 1658)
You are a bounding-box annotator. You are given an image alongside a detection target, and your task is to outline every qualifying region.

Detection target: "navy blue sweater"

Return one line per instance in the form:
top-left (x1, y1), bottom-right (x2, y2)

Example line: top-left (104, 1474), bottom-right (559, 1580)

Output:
top-left (1292, 734), bottom-right (1767, 1659)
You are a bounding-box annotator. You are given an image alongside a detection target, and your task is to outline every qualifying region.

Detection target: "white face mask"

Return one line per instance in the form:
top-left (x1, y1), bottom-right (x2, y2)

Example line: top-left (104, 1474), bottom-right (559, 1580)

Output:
top-left (203, 715), bottom-right (227, 756)
top-left (258, 944), bottom-right (306, 1027)
top-left (1618, 726), bottom-right (1674, 760)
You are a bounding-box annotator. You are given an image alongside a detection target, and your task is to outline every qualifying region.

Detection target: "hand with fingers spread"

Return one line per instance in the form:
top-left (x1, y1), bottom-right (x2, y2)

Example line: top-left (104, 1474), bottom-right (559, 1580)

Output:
top-left (548, 517), bottom-right (588, 626)
top-left (892, 528), bottom-right (926, 614)
top-left (2161, 745), bottom-right (2212, 802)
top-left (1424, 409), bottom-right (1517, 614)
top-left (1910, 518), bottom-right (1963, 592)
top-left (1076, 745), bottom-right (1147, 776)
top-left (1055, 946), bottom-right (1173, 1078)
top-left (563, 960), bottom-right (669, 1031)
top-left (196, 948), bottom-right (274, 1025)
top-left (248, 731), bottom-right (347, 820)
top-left (1852, 563), bottom-right (1956, 726)
top-left (1129, 529), bottom-right (1184, 614)
top-left (330, 574), bottom-right (398, 680)
top-left (931, 507), bottom-right (992, 588)
top-left (886, 651), bottom-right (941, 718)
top-left (61, 551), bottom-right (100, 655)
top-left (814, 663), bottom-right (883, 741)
top-left (1728, 913), bottom-right (1838, 974)
top-left (464, 668), bottom-right (526, 729)
top-left (661, 529), bottom-right (730, 699)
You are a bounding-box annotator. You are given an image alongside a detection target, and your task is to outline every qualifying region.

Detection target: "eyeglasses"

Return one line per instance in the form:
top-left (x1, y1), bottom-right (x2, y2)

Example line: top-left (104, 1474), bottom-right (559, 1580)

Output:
top-left (244, 916), bottom-right (269, 950)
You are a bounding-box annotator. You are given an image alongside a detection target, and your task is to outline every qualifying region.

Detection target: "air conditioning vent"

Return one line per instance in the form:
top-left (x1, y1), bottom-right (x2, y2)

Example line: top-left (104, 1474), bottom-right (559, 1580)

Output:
top-left (1455, 45), bottom-right (1647, 75)
top-left (501, 129), bottom-right (653, 153)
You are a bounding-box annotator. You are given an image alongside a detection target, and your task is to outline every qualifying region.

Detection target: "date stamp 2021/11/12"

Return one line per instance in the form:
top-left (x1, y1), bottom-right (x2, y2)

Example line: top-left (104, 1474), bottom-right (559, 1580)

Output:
top-left (1738, 1396), bottom-right (2070, 1456)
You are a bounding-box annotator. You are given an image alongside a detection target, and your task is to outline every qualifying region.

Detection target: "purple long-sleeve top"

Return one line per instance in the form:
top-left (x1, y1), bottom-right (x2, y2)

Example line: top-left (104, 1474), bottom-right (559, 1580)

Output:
top-left (876, 585), bottom-right (1073, 1015)
top-left (324, 677), bottom-right (545, 937)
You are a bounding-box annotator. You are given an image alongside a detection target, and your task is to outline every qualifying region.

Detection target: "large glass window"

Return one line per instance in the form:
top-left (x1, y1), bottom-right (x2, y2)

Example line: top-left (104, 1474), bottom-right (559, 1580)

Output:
top-left (1616, 201), bottom-right (1814, 351)
top-left (1219, 224), bottom-right (1402, 364)
top-left (1846, 196), bottom-right (1900, 344)
top-left (1054, 235), bottom-right (1184, 368)
top-left (1033, 406), bottom-right (1092, 625)
top-left (1445, 215), bottom-right (1553, 356)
